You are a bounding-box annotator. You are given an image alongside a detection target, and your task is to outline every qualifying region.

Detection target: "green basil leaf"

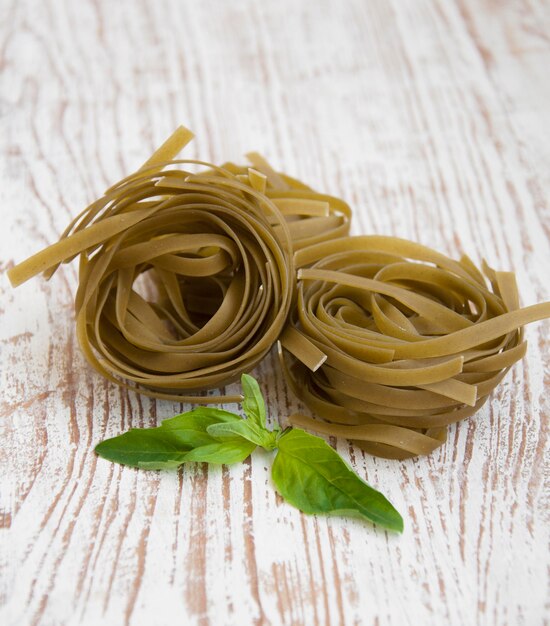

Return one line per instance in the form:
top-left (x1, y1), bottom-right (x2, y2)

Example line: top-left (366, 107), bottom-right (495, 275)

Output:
top-left (182, 439), bottom-right (257, 465)
top-left (160, 408), bottom-right (240, 448)
top-left (95, 429), bottom-right (189, 468)
top-left (163, 407), bottom-right (241, 425)
top-left (96, 407), bottom-right (244, 468)
top-left (207, 421), bottom-right (277, 450)
top-left (272, 429), bottom-right (403, 532)
top-left (241, 374), bottom-right (267, 429)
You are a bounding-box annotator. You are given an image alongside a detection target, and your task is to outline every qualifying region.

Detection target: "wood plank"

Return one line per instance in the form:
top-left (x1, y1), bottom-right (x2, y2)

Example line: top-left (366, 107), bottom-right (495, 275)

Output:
top-left (0, 1), bottom-right (548, 624)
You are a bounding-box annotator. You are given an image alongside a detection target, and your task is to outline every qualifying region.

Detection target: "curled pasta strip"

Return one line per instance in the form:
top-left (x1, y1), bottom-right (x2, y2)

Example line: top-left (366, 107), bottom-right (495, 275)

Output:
top-left (280, 236), bottom-right (550, 459)
top-left (9, 127), bottom-right (350, 403)
top-left (201, 153), bottom-right (351, 255)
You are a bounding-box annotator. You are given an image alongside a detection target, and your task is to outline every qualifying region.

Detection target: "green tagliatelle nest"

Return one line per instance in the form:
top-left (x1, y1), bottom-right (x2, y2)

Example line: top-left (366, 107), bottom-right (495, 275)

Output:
top-left (8, 127), bottom-right (350, 403)
top-left (280, 236), bottom-right (550, 459)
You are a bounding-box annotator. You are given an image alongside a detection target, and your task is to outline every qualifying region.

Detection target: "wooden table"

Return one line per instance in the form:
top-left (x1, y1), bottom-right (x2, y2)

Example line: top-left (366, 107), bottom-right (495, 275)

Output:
top-left (1, 1), bottom-right (549, 624)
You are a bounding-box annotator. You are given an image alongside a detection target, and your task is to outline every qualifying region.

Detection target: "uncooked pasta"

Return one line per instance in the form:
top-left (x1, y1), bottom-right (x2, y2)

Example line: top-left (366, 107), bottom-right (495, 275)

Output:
top-left (280, 236), bottom-right (550, 459)
top-left (9, 126), bottom-right (548, 453)
top-left (7, 127), bottom-right (349, 402)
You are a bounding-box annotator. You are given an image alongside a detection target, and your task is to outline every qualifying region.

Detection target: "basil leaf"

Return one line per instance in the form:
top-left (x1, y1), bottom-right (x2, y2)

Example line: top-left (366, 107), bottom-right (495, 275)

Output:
top-left (96, 408), bottom-right (244, 468)
top-left (95, 429), bottom-right (189, 468)
top-left (182, 439), bottom-right (257, 464)
top-left (207, 421), bottom-right (277, 450)
top-left (163, 407), bottom-right (241, 425)
top-left (272, 429), bottom-right (403, 532)
top-left (160, 408), bottom-right (239, 448)
top-left (241, 373), bottom-right (267, 429)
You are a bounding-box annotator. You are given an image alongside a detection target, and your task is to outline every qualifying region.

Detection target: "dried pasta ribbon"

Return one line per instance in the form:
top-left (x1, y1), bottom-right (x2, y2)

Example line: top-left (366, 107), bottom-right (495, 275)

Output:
top-left (8, 127), bottom-right (350, 403)
top-left (210, 156), bottom-right (352, 255)
top-left (280, 236), bottom-right (550, 459)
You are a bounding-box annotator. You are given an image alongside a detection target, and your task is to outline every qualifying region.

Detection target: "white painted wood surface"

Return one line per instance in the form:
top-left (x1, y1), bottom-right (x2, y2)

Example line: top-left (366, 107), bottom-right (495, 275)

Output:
top-left (1, 1), bottom-right (549, 624)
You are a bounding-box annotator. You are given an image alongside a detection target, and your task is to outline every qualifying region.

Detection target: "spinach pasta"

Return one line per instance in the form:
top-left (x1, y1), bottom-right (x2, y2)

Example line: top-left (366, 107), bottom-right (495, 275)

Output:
top-left (280, 236), bottom-right (550, 459)
top-left (7, 127), bottom-right (349, 402)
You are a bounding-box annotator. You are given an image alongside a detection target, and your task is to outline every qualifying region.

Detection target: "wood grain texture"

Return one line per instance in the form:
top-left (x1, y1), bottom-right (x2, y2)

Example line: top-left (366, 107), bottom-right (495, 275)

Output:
top-left (1, 0), bottom-right (549, 624)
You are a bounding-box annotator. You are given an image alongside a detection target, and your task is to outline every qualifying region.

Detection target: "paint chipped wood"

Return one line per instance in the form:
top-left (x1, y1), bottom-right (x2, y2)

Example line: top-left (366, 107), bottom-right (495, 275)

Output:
top-left (0, 1), bottom-right (548, 624)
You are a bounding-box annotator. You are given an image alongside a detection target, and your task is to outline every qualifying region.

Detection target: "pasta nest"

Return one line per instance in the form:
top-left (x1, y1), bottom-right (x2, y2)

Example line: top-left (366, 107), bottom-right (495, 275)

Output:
top-left (8, 128), bottom-right (350, 402)
top-left (281, 236), bottom-right (549, 459)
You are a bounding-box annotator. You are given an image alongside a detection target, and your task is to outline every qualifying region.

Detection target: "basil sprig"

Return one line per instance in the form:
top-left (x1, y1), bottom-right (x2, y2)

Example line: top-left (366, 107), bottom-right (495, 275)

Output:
top-left (95, 375), bottom-right (403, 532)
